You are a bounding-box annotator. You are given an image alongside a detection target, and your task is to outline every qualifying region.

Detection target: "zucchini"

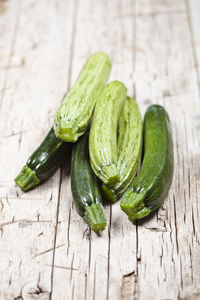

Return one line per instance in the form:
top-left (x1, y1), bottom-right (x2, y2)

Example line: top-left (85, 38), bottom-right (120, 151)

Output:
top-left (89, 81), bottom-right (127, 186)
top-left (54, 52), bottom-right (111, 142)
top-left (15, 128), bottom-right (70, 191)
top-left (71, 133), bottom-right (107, 234)
top-left (102, 97), bottom-right (143, 202)
top-left (120, 104), bottom-right (174, 222)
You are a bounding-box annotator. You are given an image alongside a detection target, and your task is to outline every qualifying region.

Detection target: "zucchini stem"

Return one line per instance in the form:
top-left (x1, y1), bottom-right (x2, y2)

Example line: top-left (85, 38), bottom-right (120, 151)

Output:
top-left (83, 203), bottom-right (107, 234)
top-left (101, 184), bottom-right (117, 203)
top-left (101, 164), bottom-right (120, 185)
top-left (14, 165), bottom-right (40, 192)
top-left (54, 122), bottom-right (79, 142)
top-left (120, 190), bottom-right (151, 222)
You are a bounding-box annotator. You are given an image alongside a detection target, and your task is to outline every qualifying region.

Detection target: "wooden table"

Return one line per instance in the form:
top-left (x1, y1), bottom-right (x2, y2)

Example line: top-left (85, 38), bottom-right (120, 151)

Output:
top-left (0, 0), bottom-right (199, 299)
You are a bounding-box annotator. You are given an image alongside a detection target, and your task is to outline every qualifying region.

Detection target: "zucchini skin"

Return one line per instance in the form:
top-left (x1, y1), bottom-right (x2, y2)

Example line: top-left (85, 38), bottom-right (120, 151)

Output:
top-left (15, 128), bottom-right (70, 191)
top-left (54, 52), bottom-right (111, 142)
top-left (71, 133), bottom-right (107, 233)
top-left (89, 81), bottom-right (127, 186)
top-left (102, 97), bottom-right (143, 202)
top-left (120, 104), bottom-right (174, 222)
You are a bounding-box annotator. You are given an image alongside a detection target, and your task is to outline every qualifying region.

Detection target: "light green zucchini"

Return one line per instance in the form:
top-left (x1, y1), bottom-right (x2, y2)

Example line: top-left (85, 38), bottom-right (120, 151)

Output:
top-left (120, 104), bottom-right (174, 222)
top-left (54, 52), bottom-right (111, 142)
top-left (102, 97), bottom-right (143, 202)
top-left (89, 81), bottom-right (127, 186)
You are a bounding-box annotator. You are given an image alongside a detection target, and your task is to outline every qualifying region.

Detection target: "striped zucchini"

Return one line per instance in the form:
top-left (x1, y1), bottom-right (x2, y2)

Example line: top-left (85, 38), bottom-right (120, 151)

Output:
top-left (71, 133), bottom-right (107, 233)
top-left (54, 52), bottom-right (111, 142)
top-left (120, 104), bottom-right (174, 222)
top-left (89, 81), bottom-right (127, 185)
top-left (15, 128), bottom-right (70, 192)
top-left (102, 97), bottom-right (143, 202)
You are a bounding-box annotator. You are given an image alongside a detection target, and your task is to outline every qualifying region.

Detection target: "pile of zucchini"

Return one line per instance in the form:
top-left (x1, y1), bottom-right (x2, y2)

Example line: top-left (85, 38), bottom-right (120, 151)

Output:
top-left (15, 52), bottom-right (174, 234)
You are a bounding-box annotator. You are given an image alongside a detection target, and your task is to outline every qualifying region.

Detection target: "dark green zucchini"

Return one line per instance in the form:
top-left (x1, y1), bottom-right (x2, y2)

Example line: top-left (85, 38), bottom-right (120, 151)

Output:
top-left (71, 133), bottom-right (107, 234)
top-left (15, 128), bottom-right (70, 191)
top-left (120, 104), bottom-right (174, 222)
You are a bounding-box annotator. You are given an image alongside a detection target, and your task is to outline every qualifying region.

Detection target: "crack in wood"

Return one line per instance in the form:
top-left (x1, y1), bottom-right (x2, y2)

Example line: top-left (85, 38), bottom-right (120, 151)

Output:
top-left (191, 208), bottom-right (196, 237)
top-left (46, 263), bottom-right (80, 272)
top-left (84, 272), bottom-right (88, 300)
top-left (106, 203), bottom-right (112, 300)
top-left (88, 228), bottom-right (92, 270)
top-left (0, 199), bottom-right (4, 213)
top-left (67, 208), bottom-right (71, 256)
top-left (121, 270), bottom-right (135, 299)
top-left (173, 194), bottom-right (179, 254)
top-left (18, 132), bottom-right (22, 150)
top-left (144, 226), bottom-right (167, 232)
top-left (1, 129), bottom-right (31, 139)
top-left (34, 243), bottom-right (67, 257)
top-left (0, 219), bottom-right (53, 228)
top-left (49, 166), bottom-right (63, 299)
top-left (123, 271), bottom-right (135, 278)
top-left (76, 9), bottom-right (186, 23)
top-left (93, 263), bottom-right (96, 300)
top-left (47, 193), bottom-right (53, 206)
top-left (71, 281), bottom-right (75, 300)
top-left (133, 222), bottom-right (139, 300)
top-left (28, 285), bottom-right (43, 295)
top-left (70, 252), bottom-right (75, 283)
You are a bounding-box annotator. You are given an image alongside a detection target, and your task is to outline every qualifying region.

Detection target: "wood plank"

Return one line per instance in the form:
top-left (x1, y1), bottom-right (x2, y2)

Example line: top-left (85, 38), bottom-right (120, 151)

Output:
top-left (131, 1), bottom-right (200, 298)
top-left (52, 0), bottom-right (137, 299)
top-left (184, 0), bottom-right (200, 297)
top-left (0, 0), bottom-right (74, 298)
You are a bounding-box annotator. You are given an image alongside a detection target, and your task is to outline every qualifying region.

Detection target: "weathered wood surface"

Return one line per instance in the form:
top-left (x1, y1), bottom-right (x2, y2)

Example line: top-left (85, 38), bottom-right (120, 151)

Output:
top-left (0, 0), bottom-right (200, 299)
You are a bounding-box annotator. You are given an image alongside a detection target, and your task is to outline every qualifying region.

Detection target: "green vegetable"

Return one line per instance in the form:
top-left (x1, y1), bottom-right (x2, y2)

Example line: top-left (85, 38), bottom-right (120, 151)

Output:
top-left (54, 52), bottom-right (111, 142)
top-left (71, 133), bottom-right (107, 233)
top-left (89, 81), bottom-right (127, 186)
top-left (120, 104), bottom-right (174, 222)
top-left (102, 97), bottom-right (143, 202)
top-left (15, 128), bottom-right (70, 191)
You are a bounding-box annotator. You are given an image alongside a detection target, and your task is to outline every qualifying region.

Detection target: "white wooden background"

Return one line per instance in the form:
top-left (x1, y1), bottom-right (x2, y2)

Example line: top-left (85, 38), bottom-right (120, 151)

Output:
top-left (0, 0), bottom-right (200, 299)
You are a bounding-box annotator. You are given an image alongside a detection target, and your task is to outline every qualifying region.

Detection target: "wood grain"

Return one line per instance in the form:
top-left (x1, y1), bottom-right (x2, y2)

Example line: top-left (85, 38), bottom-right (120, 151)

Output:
top-left (0, 0), bottom-right (74, 298)
top-left (0, 0), bottom-right (200, 299)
